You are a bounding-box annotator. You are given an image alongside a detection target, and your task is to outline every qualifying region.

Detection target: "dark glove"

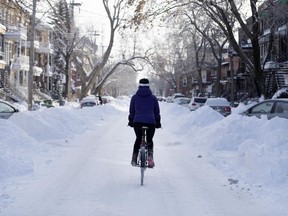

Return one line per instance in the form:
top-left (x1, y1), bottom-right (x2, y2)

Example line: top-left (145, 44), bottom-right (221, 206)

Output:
top-left (128, 115), bottom-right (134, 127)
top-left (128, 121), bottom-right (134, 127)
top-left (155, 121), bottom-right (161, 129)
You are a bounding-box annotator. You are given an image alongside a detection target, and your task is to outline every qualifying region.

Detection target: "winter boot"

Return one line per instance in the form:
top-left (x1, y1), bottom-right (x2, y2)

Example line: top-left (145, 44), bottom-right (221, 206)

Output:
top-left (147, 150), bottom-right (155, 168)
top-left (131, 153), bottom-right (138, 166)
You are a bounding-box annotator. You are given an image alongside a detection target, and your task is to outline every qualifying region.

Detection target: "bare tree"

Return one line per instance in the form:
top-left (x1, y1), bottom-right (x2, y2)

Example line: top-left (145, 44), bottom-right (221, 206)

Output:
top-left (129, 0), bottom-right (272, 98)
top-left (181, 6), bottom-right (228, 97)
top-left (74, 0), bottom-right (126, 99)
top-left (196, 0), bottom-right (266, 97)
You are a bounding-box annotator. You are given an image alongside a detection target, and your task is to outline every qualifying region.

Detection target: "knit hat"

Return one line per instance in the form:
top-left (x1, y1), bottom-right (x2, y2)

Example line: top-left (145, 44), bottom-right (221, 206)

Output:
top-left (139, 78), bottom-right (149, 87)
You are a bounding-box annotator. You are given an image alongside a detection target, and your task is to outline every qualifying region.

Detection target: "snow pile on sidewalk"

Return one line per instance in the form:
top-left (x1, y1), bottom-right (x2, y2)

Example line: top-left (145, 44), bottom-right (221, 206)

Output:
top-left (162, 102), bottom-right (288, 203)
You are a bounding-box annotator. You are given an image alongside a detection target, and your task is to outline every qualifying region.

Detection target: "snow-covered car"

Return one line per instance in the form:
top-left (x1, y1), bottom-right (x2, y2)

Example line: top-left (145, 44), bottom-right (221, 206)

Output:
top-left (101, 96), bottom-right (114, 104)
top-left (174, 97), bottom-right (191, 108)
top-left (188, 97), bottom-right (207, 111)
top-left (167, 93), bottom-right (186, 103)
top-left (166, 96), bottom-right (172, 103)
top-left (241, 99), bottom-right (288, 119)
top-left (156, 96), bottom-right (166, 102)
top-left (80, 96), bottom-right (99, 108)
top-left (172, 93), bottom-right (185, 102)
top-left (204, 97), bottom-right (231, 117)
top-left (0, 100), bottom-right (19, 119)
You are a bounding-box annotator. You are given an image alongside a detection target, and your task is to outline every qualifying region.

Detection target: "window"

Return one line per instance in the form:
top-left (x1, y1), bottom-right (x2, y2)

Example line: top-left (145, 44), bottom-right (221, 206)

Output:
top-left (275, 102), bottom-right (288, 113)
top-left (0, 102), bottom-right (15, 113)
top-left (183, 77), bottom-right (187, 86)
top-left (251, 102), bottom-right (273, 113)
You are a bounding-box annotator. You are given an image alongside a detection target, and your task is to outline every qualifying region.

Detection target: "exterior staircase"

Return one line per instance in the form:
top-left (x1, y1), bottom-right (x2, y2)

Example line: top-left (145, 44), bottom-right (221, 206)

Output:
top-left (0, 73), bottom-right (51, 103)
top-left (265, 69), bottom-right (288, 98)
top-left (0, 74), bottom-right (28, 102)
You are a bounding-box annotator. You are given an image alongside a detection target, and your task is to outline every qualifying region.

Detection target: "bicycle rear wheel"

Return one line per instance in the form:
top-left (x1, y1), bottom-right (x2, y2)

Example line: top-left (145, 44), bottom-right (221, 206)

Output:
top-left (139, 147), bottom-right (146, 185)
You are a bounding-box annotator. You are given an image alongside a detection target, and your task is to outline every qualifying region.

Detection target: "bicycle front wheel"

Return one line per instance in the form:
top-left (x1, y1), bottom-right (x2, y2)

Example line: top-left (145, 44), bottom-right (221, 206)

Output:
top-left (140, 167), bottom-right (145, 186)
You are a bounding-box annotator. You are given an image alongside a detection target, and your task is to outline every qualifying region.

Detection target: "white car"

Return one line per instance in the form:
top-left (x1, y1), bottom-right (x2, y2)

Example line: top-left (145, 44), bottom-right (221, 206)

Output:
top-left (174, 97), bottom-right (191, 108)
top-left (171, 93), bottom-right (185, 103)
top-left (188, 97), bottom-right (207, 111)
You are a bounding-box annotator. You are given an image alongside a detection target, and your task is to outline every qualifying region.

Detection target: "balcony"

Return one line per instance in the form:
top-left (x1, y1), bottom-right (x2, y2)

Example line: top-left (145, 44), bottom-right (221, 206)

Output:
top-left (25, 40), bottom-right (40, 49)
top-left (37, 42), bottom-right (54, 54)
top-left (35, 23), bottom-right (53, 32)
top-left (4, 26), bottom-right (27, 41)
top-left (11, 54), bottom-right (29, 72)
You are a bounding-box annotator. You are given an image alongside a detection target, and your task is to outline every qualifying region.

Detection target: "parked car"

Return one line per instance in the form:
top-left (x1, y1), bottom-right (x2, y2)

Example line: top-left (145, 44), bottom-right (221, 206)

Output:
top-left (101, 96), bottom-right (114, 104)
top-left (174, 97), bottom-right (191, 108)
top-left (166, 96), bottom-right (172, 103)
top-left (188, 97), bottom-right (207, 111)
top-left (204, 97), bottom-right (231, 117)
top-left (0, 100), bottom-right (19, 119)
top-left (167, 93), bottom-right (185, 103)
top-left (241, 99), bottom-right (288, 119)
top-left (80, 96), bottom-right (99, 108)
top-left (156, 96), bottom-right (166, 102)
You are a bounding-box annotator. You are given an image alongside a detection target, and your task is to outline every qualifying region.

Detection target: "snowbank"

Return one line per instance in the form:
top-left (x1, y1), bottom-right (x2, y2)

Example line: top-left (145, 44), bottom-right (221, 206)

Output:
top-left (1, 98), bottom-right (287, 203)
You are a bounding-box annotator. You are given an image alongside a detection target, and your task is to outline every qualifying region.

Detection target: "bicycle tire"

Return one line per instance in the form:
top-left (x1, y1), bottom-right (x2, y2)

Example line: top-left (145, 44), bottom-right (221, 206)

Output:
top-left (140, 147), bottom-right (146, 167)
top-left (140, 167), bottom-right (145, 186)
top-left (139, 147), bottom-right (146, 185)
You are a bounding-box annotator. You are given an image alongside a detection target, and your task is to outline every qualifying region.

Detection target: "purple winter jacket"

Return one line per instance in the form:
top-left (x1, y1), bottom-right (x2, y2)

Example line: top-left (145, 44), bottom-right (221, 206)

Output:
top-left (129, 86), bottom-right (160, 124)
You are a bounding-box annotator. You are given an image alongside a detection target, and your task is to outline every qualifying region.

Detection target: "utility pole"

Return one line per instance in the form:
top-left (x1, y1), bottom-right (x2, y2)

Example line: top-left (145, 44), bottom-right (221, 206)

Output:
top-left (65, 0), bottom-right (81, 102)
top-left (228, 49), bottom-right (235, 107)
top-left (28, 0), bottom-right (37, 110)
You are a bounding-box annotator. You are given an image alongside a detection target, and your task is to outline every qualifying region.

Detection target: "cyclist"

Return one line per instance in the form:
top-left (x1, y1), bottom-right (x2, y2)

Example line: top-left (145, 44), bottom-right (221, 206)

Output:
top-left (128, 78), bottom-right (161, 168)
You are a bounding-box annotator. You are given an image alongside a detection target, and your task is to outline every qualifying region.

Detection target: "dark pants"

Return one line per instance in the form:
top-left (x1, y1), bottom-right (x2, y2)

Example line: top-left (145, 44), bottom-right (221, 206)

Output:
top-left (133, 123), bottom-right (155, 154)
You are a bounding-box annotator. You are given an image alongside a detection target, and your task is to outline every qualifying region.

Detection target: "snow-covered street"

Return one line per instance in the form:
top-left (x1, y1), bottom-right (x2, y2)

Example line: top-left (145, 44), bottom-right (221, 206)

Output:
top-left (0, 98), bottom-right (287, 215)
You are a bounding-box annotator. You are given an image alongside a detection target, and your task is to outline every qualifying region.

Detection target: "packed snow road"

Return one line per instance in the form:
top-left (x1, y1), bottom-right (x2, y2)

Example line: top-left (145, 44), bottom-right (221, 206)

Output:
top-left (1, 101), bottom-right (286, 216)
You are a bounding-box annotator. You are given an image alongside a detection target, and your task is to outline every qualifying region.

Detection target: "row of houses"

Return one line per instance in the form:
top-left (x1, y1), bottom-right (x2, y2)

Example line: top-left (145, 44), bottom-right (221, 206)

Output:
top-left (0, 0), bottom-right (59, 103)
top-left (174, 0), bottom-right (288, 102)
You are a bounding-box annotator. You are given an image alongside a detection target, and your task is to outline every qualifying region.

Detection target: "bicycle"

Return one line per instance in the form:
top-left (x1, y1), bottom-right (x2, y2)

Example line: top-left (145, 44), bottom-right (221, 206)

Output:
top-left (136, 126), bottom-right (152, 186)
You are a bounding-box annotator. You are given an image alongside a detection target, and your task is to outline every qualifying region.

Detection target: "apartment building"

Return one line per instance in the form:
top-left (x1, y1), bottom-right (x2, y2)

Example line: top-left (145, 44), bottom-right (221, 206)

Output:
top-left (174, 0), bottom-right (288, 100)
top-left (0, 0), bottom-right (53, 102)
top-left (238, 0), bottom-right (288, 99)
